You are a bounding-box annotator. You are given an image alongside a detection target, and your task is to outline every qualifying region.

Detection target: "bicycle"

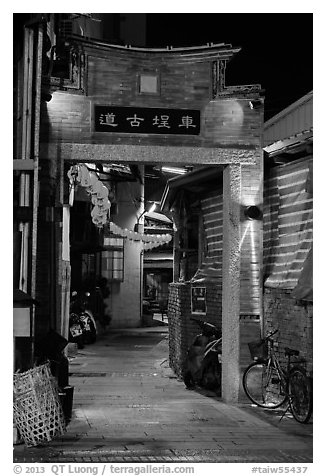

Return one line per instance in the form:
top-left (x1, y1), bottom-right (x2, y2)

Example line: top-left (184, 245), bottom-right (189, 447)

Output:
top-left (242, 329), bottom-right (312, 424)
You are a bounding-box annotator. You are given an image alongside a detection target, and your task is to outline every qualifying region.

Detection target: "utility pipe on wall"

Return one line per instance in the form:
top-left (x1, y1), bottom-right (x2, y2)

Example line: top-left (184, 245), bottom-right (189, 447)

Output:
top-left (30, 23), bottom-right (43, 354)
top-left (17, 19), bottom-right (43, 366)
top-left (19, 27), bottom-right (34, 293)
top-left (139, 165), bottom-right (145, 323)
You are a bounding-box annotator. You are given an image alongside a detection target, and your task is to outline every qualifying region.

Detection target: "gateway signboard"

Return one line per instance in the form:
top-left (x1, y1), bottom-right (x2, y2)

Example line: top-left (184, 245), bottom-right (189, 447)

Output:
top-left (94, 106), bottom-right (200, 135)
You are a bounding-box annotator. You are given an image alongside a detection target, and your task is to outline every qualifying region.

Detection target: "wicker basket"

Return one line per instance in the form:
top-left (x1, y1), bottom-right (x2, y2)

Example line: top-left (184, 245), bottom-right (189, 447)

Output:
top-left (13, 362), bottom-right (66, 447)
top-left (248, 340), bottom-right (269, 361)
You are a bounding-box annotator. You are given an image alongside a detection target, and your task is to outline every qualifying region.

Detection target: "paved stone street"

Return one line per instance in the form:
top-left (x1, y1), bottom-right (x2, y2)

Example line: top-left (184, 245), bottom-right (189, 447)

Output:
top-left (14, 326), bottom-right (313, 463)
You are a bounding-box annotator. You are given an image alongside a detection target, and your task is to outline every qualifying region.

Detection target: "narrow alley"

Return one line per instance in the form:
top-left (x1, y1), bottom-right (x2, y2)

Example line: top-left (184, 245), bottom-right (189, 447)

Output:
top-left (14, 327), bottom-right (313, 464)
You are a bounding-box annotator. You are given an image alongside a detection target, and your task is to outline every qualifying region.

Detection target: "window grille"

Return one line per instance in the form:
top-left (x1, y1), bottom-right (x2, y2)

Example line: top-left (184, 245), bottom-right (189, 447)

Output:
top-left (102, 236), bottom-right (124, 282)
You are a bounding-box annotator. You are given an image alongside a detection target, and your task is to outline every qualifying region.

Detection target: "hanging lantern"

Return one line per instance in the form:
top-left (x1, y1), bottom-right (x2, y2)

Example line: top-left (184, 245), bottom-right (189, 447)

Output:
top-left (79, 164), bottom-right (91, 187)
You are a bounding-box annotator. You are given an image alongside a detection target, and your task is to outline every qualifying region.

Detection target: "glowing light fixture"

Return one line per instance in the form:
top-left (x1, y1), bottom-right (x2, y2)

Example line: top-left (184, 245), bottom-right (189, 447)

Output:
top-left (147, 202), bottom-right (157, 214)
top-left (161, 166), bottom-right (187, 175)
top-left (134, 202), bottom-right (157, 233)
top-left (249, 99), bottom-right (262, 110)
top-left (41, 91), bottom-right (52, 102)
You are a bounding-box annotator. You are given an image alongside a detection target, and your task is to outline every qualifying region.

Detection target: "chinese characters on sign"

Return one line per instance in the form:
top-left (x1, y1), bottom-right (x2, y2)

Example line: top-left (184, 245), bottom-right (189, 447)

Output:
top-left (191, 287), bottom-right (207, 315)
top-left (94, 106), bottom-right (200, 135)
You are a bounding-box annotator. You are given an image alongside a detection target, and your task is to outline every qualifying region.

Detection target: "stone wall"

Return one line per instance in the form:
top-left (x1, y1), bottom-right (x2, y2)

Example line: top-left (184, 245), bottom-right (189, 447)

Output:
top-left (263, 288), bottom-right (313, 375)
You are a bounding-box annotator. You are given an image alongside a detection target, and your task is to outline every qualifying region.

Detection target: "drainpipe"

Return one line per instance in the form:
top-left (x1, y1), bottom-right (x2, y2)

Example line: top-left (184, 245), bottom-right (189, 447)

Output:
top-left (139, 166), bottom-right (145, 325)
top-left (19, 19), bottom-right (43, 363)
top-left (19, 27), bottom-right (34, 293)
top-left (30, 23), bottom-right (43, 351)
top-left (140, 249), bottom-right (144, 324)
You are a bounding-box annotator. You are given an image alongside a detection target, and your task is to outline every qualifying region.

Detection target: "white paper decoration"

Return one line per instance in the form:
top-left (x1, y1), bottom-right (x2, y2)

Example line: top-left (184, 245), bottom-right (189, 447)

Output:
top-left (108, 221), bottom-right (172, 249)
top-left (67, 164), bottom-right (111, 228)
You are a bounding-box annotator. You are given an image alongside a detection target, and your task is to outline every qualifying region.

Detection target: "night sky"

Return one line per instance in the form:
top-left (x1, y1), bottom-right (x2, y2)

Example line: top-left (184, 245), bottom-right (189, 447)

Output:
top-left (145, 13), bottom-right (313, 120)
top-left (12, 12), bottom-right (313, 121)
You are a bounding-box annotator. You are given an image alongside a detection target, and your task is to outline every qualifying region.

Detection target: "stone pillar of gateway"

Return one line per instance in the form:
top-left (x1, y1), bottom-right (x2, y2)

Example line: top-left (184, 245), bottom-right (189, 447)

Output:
top-left (39, 38), bottom-right (264, 402)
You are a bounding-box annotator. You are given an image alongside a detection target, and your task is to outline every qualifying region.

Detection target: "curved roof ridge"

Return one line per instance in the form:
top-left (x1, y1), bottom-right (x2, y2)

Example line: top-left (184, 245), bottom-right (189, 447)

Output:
top-left (114, 42), bottom-right (233, 52)
top-left (69, 35), bottom-right (240, 54)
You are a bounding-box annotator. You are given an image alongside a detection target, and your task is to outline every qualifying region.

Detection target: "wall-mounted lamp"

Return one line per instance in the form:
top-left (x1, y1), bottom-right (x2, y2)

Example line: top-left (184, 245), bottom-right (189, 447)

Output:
top-left (41, 91), bottom-right (53, 102)
top-left (244, 205), bottom-right (262, 220)
top-left (249, 99), bottom-right (262, 110)
top-left (134, 202), bottom-right (157, 233)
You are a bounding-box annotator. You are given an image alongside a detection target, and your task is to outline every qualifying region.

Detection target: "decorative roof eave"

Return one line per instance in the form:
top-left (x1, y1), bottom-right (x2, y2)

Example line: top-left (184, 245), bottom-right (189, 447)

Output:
top-left (66, 34), bottom-right (241, 62)
top-left (218, 84), bottom-right (263, 98)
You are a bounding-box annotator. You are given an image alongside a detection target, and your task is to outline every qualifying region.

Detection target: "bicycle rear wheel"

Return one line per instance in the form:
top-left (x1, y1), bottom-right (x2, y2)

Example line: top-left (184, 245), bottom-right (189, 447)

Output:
top-left (243, 361), bottom-right (287, 408)
top-left (288, 366), bottom-right (312, 424)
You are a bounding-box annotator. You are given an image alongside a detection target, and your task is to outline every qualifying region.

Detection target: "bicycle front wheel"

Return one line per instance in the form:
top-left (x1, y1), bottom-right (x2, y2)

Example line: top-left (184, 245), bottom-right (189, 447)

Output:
top-left (243, 361), bottom-right (287, 409)
top-left (288, 366), bottom-right (312, 424)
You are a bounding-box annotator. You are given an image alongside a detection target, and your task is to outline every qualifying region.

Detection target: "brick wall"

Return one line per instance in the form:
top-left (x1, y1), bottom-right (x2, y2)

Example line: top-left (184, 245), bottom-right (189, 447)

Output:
top-left (168, 283), bottom-right (188, 377)
top-left (168, 281), bottom-right (222, 377)
top-left (168, 282), bottom-right (262, 379)
top-left (263, 288), bottom-right (313, 375)
top-left (41, 42), bottom-right (262, 152)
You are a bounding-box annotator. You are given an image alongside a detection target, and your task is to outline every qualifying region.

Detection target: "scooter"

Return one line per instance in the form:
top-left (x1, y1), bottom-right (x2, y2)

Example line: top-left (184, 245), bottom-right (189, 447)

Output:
top-left (70, 290), bottom-right (97, 344)
top-left (183, 319), bottom-right (222, 393)
top-left (68, 311), bottom-right (84, 349)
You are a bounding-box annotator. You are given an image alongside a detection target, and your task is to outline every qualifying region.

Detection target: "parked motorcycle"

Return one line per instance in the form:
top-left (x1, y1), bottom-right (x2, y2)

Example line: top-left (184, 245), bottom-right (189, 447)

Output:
top-left (70, 290), bottom-right (97, 344)
top-left (183, 319), bottom-right (222, 393)
top-left (68, 311), bottom-right (84, 349)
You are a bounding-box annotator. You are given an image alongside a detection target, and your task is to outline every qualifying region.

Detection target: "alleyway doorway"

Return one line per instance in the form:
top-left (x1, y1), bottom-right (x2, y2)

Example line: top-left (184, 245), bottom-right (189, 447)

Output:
top-left (67, 159), bottom-right (263, 402)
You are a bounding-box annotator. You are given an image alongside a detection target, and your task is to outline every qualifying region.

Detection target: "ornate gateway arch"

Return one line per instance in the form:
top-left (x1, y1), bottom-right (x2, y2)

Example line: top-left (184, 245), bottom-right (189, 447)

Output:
top-left (40, 39), bottom-right (264, 402)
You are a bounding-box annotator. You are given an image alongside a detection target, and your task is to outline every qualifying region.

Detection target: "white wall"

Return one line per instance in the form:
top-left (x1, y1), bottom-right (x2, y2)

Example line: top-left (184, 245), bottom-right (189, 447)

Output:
top-left (109, 174), bottom-right (144, 328)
